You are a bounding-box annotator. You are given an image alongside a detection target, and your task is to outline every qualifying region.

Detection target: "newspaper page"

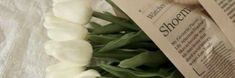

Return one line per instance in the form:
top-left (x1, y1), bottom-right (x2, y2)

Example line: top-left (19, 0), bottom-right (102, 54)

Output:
top-left (200, 0), bottom-right (235, 49)
top-left (113, 0), bottom-right (235, 78)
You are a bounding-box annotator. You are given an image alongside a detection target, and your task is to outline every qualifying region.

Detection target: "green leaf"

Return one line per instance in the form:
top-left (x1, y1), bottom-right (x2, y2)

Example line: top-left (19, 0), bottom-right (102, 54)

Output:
top-left (104, 34), bottom-right (124, 38)
top-left (89, 57), bottom-right (120, 70)
top-left (119, 51), bottom-right (168, 68)
top-left (105, 0), bottom-right (124, 15)
top-left (123, 42), bottom-right (159, 50)
top-left (105, 0), bottom-right (137, 24)
top-left (98, 32), bottom-right (135, 52)
top-left (98, 31), bottom-right (151, 52)
top-left (92, 11), bottom-right (140, 31)
top-left (88, 22), bottom-right (102, 32)
top-left (93, 49), bottom-right (142, 60)
top-left (100, 64), bottom-right (165, 78)
top-left (130, 31), bottom-right (151, 42)
top-left (90, 22), bottom-right (102, 29)
top-left (167, 70), bottom-right (184, 78)
top-left (92, 23), bottom-right (126, 34)
top-left (88, 35), bottom-right (118, 45)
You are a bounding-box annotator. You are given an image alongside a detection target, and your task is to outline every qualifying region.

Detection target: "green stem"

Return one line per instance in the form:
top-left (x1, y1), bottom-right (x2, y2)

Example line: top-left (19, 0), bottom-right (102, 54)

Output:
top-left (92, 11), bottom-right (140, 31)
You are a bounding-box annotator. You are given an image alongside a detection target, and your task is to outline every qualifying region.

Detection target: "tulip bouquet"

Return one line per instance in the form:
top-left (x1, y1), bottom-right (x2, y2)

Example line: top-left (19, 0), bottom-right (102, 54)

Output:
top-left (43, 0), bottom-right (185, 78)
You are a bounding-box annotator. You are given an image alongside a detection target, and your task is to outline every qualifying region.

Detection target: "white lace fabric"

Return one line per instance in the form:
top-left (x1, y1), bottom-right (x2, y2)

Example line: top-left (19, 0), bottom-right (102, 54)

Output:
top-left (0, 0), bottom-right (114, 78)
top-left (0, 0), bottom-right (57, 78)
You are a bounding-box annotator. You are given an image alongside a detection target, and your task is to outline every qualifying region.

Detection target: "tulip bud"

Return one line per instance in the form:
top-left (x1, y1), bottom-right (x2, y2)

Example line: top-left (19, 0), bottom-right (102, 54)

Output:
top-left (44, 13), bottom-right (79, 29)
top-left (45, 40), bottom-right (93, 65)
top-left (46, 62), bottom-right (85, 78)
top-left (53, 0), bottom-right (93, 25)
top-left (74, 69), bottom-right (101, 78)
top-left (47, 26), bottom-right (88, 41)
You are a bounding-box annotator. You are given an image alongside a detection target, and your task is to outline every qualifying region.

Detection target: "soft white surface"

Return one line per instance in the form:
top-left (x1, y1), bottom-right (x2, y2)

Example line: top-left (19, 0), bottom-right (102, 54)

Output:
top-left (0, 0), bottom-right (113, 78)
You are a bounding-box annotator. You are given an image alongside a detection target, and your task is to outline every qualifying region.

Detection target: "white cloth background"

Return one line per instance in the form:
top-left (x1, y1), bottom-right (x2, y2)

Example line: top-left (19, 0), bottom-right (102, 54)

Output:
top-left (0, 0), bottom-right (113, 78)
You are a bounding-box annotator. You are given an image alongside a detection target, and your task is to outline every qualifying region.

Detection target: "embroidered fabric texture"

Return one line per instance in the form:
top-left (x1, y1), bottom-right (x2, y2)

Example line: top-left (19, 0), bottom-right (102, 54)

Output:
top-left (0, 0), bottom-right (113, 78)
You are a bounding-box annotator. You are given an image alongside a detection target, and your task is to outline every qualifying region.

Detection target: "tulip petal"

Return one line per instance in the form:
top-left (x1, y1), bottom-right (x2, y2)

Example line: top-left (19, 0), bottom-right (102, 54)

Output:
top-left (74, 69), bottom-right (101, 78)
top-left (47, 26), bottom-right (88, 41)
top-left (53, 0), bottom-right (93, 25)
top-left (44, 13), bottom-right (80, 29)
top-left (46, 63), bottom-right (85, 78)
top-left (44, 40), bottom-right (61, 56)
top-left (45, 40), bottom-right (93, 65)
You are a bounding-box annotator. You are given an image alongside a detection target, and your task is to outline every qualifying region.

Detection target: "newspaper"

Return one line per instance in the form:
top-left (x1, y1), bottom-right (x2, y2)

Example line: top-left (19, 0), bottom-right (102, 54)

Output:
top-left (200, 0), bottom-right (235, 50)
top-left (113, 0), bottom-right (235, 77)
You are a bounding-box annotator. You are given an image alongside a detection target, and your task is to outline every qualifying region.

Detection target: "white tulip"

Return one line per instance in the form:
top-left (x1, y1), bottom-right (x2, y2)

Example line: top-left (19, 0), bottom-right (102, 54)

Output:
top-left (46, 62), bottom-right (83, 72)
top-left (47, 26), bottom-right (88, 41)
top-left (74, 69), bottom-right (101, 78)
top-left (44, 40), bottom-right (61, 56)
top-left (53, 0), bottom-right (93, 25)
top-left (44, 40), bottom-right (93, 65)
top-left (43, 13), bottom-right (79, 29)
top-left (44, 14), bottom-right (88, 41)
top-left (46, 62), bottom-right (85, 78)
